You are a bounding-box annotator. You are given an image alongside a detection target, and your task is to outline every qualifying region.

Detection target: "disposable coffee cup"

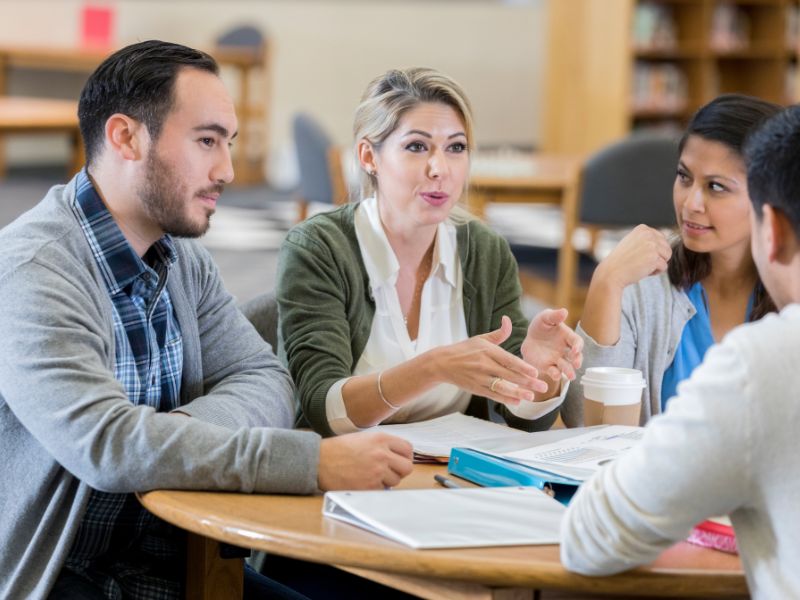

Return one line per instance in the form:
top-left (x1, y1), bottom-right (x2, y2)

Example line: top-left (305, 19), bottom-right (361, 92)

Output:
top-left (581, 367), bottom-right (646, 426)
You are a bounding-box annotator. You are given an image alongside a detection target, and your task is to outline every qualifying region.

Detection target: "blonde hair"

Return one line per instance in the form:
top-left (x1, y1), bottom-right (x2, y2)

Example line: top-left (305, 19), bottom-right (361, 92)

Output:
top-left (353, 67), bottom-right (475, 216)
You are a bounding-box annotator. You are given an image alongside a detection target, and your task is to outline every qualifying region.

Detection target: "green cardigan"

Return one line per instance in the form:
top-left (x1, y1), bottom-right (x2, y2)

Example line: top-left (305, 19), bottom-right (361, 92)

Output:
top-left (276, 202), bottom-right (559, 437)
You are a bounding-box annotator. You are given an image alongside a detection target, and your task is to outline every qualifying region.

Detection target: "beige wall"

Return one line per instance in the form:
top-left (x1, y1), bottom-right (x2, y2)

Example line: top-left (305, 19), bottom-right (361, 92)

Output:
top-left (0, 0), bottom-right (546, 186)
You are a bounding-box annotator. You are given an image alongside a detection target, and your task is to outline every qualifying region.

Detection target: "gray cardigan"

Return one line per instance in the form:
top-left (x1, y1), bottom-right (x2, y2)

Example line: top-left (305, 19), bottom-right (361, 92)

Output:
top-left (0, 177), bottom-right (320, 599)
top-left (562, 272), bottom-right (695, 427)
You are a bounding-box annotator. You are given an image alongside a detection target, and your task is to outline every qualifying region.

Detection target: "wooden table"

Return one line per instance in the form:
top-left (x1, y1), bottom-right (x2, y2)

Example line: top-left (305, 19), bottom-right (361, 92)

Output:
top-left (0, 96), bottom-right (82, 175)
top-left (0, 44), bottom-right (266, 182)
top-left (138, 465), bottom-right (746, 600)
top-left (470, 155), bottom-right (583, 311)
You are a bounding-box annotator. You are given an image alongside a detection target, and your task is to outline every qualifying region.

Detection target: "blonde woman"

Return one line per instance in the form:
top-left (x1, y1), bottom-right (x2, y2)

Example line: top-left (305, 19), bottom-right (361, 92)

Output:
top-left (276, 68), bottom-right (583, 436)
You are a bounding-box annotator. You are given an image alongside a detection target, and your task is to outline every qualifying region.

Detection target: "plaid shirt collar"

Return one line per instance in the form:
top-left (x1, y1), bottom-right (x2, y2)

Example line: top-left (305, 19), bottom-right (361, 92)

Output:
top-left (72, 169), bottom-right (178, 294)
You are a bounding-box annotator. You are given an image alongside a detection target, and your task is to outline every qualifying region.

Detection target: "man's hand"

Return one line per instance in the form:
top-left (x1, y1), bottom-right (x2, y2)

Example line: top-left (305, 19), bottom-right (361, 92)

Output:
top-left (521, 308), bottom-right (583, 382)
top-left (318, 432), bottom-right (414, 490)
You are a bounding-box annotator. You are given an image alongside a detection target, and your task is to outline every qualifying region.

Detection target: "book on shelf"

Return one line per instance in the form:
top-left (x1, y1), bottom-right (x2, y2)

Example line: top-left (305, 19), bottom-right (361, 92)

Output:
top-left (710, 3), bottom-right (750, 53)
top-left (632, 62), bottom-right (688, 114)
top-left (632, 2), bottom-right (678, 52)
top-left (687, 516), bottom-right (738, 554)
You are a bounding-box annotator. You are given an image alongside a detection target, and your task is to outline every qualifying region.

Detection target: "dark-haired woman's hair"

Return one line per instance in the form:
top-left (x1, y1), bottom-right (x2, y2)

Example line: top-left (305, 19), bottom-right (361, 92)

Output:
top-left (666, 94), bottom-right (781, 320)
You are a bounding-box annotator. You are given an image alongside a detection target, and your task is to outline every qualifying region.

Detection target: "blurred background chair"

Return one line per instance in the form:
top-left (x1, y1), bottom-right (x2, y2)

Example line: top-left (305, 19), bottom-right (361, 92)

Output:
top-left (292, 112), bottom-right (348, 221)
top-left (239, 291), bottom-right (278, 349)
top-left (511, 132), bottom-right (679, 324)
top-left (214, 25), bottom-right (271, 185)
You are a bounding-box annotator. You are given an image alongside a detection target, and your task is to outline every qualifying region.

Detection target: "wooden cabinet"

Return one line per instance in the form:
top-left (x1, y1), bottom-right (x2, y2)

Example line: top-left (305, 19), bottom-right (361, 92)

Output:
top-left (543, 0), bottom-right (800, 154)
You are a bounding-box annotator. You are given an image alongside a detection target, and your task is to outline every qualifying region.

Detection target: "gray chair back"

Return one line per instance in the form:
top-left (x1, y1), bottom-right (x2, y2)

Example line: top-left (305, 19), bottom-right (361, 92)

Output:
top-left (293, 113), bottom-right (337, 205)
top-left (579, 133), bottom-right (678, 228)
top-left (240, 292), bottom-right (278, 350)
top-left (216, 25), bottom-right (264, 50)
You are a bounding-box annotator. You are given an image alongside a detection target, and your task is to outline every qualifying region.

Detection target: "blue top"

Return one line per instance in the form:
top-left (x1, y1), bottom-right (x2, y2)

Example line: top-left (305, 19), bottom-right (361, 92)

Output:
top-left (661, 281), bottom-right (753, 411)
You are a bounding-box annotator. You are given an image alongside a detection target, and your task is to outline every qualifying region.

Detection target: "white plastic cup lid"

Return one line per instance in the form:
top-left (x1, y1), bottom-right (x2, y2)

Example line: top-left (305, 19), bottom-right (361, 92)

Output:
top-left (581, 367), bottom-right (646, 388)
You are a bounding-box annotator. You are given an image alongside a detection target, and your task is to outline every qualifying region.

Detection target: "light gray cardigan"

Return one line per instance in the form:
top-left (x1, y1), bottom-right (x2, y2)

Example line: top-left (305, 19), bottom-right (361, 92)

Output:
top-left (562, 272), bottom-right (695, 427)
top-left (0, 177), bottom-right (321, 599)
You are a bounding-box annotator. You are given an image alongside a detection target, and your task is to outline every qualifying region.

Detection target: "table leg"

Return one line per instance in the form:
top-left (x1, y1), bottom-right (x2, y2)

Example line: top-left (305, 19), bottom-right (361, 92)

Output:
top-left (185, 532), bottom-right (243, 600)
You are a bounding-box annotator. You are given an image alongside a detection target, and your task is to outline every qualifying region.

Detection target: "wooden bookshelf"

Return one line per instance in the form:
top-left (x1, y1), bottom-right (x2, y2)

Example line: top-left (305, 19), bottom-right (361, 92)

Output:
top-left (543, 0), bottom-right (799, 154)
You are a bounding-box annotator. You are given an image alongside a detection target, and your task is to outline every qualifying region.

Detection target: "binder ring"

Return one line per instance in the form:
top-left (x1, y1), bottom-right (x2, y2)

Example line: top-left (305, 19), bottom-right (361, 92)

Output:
top-left (489, 376), bottom-right (503, 393)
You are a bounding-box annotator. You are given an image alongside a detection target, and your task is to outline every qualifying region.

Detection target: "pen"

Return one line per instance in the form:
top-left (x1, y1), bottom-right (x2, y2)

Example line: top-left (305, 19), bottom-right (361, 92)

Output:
top-left (434, 474), bottom-right (462, 489)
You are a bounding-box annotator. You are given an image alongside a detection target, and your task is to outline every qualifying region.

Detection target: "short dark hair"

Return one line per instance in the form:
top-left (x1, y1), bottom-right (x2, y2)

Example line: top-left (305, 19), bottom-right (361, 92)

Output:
top-left (745, 105), bottom-right (800, 239)
top-left (668, 94), bottom-right (782, 320)
top-left (78, 40), bottom-right (218, 166)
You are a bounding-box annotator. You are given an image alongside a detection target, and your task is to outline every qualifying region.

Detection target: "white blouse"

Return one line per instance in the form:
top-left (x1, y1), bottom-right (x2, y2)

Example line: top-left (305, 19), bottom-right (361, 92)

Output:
top-left (325, 197), bottom-right (564, 434)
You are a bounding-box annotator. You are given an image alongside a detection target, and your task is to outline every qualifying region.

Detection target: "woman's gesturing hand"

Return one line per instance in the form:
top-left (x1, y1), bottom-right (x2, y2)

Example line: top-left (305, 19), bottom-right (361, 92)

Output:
top-left (521, 308), bottom-right (583, 382)
top-left (430, 315), bottom-right (549, 406)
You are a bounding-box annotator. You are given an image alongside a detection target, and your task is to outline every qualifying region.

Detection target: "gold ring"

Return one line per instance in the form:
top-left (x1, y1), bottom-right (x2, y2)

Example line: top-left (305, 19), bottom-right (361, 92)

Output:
top-left (490, 376), bottom-right (503, 393)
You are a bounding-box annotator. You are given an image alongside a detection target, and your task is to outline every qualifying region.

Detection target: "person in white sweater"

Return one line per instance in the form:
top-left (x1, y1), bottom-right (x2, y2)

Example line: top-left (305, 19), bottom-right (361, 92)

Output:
top-left (560, 105), bottom-right (800, 598)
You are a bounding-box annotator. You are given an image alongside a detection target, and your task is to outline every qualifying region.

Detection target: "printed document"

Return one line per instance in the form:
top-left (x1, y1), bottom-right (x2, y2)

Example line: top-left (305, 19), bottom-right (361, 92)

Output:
top-left (372, 412), bottom-right (529, 460)
top-left (323, 486), bottom-right (564, 549)
top-left (500, 425), bottom-right (643, 480)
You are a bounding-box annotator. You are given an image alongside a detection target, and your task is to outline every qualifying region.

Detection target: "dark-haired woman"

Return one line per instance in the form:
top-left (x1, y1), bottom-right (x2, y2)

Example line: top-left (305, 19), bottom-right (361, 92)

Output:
top-left (562, 94), bottom-right (780, 427)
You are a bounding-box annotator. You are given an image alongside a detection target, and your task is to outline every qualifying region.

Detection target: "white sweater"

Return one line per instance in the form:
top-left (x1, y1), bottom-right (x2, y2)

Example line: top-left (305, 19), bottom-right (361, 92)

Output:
top-left (561, 304), bottom-right (800, 599)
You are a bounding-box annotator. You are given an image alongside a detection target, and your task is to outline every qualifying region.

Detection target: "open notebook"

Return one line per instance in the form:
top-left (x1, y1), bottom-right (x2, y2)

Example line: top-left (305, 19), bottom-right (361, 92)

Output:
top-left (323, 486), bottom-right (564, 549)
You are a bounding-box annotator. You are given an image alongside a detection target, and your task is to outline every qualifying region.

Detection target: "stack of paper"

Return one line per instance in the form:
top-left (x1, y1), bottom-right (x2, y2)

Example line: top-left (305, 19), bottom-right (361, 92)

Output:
top-left (446, 425), bottom-right (645, 504)
top-left (323, 486), bottom-right (565, 549)
top-left (499, 425), bottom-right (644, 480)
top-left (372, 413), bottom-right (530, 462)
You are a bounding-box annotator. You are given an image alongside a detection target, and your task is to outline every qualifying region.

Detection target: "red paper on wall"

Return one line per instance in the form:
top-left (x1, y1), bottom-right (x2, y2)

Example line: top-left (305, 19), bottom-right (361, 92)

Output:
top-left (81, 5), bottom-right (114, 49)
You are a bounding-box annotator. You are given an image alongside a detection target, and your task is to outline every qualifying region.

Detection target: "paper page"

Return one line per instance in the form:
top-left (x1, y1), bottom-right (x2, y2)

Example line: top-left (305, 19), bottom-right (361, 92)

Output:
top-left (501, 425), bottom-right (644, 480)
top-left (372, 413), bottom-right (529, 458)
top-left (323, 486), bottom-right (564, 549)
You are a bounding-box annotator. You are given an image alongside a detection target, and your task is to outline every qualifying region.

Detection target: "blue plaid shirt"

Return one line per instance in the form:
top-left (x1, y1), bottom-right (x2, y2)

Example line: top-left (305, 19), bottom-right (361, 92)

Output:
top-left (63, 171), bottom-right (185, 599)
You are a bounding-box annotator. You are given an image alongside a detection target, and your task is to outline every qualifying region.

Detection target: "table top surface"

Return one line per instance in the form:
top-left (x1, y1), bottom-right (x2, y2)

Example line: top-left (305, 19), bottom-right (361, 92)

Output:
top-left (139, 464), bottom-right (746, 597)
top-left (0, 96), bottom-right (78, 130)
top-left (470, 154), bottom-right (582, 189)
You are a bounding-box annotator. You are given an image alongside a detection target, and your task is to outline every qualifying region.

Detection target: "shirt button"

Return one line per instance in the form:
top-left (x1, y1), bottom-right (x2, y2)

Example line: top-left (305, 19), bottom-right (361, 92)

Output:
top-left (142, 272), bottom-right (151, 282)
top-left (151, 375), bottom-right (157, 385)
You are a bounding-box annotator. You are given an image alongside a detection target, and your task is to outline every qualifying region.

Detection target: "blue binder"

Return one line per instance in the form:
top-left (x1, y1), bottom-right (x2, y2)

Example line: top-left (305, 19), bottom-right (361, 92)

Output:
top-left (448, 447), bottom-right (581, 506)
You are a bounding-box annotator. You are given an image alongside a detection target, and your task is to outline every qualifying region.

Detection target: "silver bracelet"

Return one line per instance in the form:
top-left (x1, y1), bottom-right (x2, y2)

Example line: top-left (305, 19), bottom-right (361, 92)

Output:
top-left (377, 371), bottom-right (400, 410)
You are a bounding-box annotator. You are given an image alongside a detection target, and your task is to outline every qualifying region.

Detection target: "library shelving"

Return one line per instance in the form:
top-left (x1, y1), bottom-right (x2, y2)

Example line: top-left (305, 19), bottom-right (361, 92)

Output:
top-left (543, 0), bottom-right (800, 154)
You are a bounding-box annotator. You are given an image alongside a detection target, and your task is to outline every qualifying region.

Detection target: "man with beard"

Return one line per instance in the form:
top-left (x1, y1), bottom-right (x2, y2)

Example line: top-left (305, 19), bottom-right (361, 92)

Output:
top-left (0, 41), bottom-right (413, 600)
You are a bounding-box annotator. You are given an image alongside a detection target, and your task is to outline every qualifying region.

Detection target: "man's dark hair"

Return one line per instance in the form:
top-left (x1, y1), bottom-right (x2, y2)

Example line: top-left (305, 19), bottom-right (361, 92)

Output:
top-left (78, 40), bottom-right (218, 166)
top-left (667, 94), bottom-right (782, 320)
top-left (745, 105), bottom-right (800, 239)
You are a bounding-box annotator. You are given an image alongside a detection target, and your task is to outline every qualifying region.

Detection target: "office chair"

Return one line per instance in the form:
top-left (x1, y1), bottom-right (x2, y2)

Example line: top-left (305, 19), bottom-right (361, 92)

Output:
top-left (292, 112), bottom-right (348, 221)
top-left (240, 291), bottom-right (279, 350)
top-left (512, 132), bottom-right (678, 323)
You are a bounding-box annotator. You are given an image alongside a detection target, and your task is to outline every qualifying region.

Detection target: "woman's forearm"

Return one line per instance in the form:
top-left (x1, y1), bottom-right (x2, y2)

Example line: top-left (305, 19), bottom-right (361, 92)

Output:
top-left (580, 265), bottom-right (626, 346)
top-left (341, 351), bottom-right (442, 428)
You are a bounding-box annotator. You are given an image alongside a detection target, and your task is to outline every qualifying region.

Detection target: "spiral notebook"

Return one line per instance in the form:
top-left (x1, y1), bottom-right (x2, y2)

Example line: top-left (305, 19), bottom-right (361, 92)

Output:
top-left (323, 485), bottom-right (565, 549)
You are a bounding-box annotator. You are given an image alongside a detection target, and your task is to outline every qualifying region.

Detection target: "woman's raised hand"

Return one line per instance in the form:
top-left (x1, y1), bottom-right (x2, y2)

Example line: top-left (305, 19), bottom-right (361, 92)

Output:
top-left (594, 225), bottom-right (672, 291)
top-left (521, 308), bottom-right (583, 382)
top-left (429, 315), bottom-right (549, 406)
